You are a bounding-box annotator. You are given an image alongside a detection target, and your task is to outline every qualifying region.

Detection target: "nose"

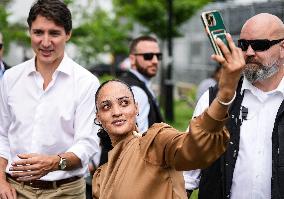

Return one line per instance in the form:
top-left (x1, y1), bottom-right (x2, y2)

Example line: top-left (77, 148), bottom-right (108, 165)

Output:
top-left (112, 104), bottom-right (122, 117)
top-left (245, 45), bottom-right (256, 57)
top-left (152, 55), bottom-right (159, 64)
top-left (41, 34), bottom-right (51, 48)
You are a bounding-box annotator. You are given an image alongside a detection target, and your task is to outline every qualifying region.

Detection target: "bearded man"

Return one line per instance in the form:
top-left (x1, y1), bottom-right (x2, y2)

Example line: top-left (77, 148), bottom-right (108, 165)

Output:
top-left (184, 13), bottom-right (284, 199)
top-left (120, 35), bottom-right (164, 133)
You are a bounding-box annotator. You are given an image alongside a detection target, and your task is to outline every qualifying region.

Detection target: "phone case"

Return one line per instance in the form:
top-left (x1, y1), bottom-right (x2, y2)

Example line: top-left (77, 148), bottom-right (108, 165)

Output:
top-left (201, 10), bottom-right (229, 56)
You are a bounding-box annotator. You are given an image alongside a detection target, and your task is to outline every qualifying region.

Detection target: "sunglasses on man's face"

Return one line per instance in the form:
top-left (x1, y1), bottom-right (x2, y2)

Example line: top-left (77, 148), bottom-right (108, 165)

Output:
top-left (0, 44), bottom-right (3, 50)
top-left (134, 53), bottom-right (163, 61)
top-left (238, 38), bottom-right (284, 52)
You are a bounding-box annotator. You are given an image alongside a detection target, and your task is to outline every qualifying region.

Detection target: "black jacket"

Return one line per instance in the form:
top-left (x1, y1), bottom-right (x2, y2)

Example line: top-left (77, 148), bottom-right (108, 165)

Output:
top-left (198, 78), bottom-right (284, 199)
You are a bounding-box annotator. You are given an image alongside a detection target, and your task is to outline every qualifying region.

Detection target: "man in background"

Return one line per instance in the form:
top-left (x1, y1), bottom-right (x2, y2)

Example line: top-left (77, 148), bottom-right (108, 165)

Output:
top-left (120, 35), bottom-right (164, 133)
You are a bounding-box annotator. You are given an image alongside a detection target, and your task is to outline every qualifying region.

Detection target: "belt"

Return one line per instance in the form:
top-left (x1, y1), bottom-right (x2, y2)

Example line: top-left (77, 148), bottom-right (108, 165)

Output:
top-left (6, 173), bottom-right (81, 190)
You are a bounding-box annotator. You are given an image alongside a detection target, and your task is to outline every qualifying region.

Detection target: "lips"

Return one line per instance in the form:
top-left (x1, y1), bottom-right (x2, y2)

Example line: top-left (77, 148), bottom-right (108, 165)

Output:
top-left (40, 49), bottom-right (53, 56)
top-left (112, 119), bottom-right (126, 126)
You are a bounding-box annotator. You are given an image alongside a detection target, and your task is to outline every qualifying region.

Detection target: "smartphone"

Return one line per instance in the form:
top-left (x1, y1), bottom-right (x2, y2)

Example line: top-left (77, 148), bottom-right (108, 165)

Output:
top-left (201, 10), bottom-right (229, 56)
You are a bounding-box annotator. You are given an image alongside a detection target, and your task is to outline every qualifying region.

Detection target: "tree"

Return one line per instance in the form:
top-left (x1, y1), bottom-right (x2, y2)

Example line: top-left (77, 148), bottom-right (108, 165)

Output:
top-left (112, 0), bottom-right (211, 121)
top-left (0, 2), bottom-right (12, 53)
top-left (112, 0), bottom-right (211, 39)
top-left (0, 0), bottom-right (30, 61)
top-left (71, 6), bottom-right (131, 67)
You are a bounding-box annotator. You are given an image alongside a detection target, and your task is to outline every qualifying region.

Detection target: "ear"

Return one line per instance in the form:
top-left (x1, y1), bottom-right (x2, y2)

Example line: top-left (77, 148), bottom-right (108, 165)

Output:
top-left (95, 113), bottom-right (101, 124)
top-left (65, 31), bottom-right (72, 42)
top-left (129, 54), bottom-right (136, 69)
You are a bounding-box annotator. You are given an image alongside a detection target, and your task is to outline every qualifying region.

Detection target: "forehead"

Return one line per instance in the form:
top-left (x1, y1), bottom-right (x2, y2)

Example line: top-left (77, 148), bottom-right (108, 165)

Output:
top-left (97, 82), bottom-right (133, 102)
top-left (240, 19), bottom-right (276, 40)
top-left (240, 26), bottom-right (270, 40)
top-left (30, 15), bottom-right (64, 31)
top-left (136, 41), bottom-right (160, 52)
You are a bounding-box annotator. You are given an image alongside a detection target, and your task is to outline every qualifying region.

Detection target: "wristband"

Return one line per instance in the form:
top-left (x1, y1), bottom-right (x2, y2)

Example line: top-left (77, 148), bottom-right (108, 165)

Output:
top-left (216, 91), bottom-right (236, 106)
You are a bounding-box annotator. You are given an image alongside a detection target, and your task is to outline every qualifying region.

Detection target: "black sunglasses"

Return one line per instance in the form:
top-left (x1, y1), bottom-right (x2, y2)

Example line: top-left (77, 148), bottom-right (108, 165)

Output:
top-left (238, 38), bottom-right (284, 52)
top-left (134, 53), bottom-right (163, 61)
top-left (0, 44), bottom-right (2, 50)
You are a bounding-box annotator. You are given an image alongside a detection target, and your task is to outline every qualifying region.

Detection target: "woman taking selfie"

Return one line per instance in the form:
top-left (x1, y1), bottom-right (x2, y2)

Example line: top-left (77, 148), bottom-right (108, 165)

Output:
top-left (92, 34), bottom-right (244, 199)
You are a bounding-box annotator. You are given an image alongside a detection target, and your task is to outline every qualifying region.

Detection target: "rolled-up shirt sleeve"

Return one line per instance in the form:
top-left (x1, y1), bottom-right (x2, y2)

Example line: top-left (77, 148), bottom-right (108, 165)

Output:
top-left (67, 78), bottom-right (100, 167)
top-left (0, 76), bottom-right (11, 159)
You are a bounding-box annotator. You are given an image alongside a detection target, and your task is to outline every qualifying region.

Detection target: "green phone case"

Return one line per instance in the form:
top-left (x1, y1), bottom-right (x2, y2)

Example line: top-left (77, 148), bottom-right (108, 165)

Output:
top-left (201, 10), bottom-right (229, 56)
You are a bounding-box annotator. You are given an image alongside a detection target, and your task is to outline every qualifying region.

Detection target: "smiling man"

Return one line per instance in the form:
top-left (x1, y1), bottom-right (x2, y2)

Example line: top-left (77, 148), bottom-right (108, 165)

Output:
top-left (0, 0), bottom-right (100, 198)
top-left (120, 36), bottom-right (164, 133)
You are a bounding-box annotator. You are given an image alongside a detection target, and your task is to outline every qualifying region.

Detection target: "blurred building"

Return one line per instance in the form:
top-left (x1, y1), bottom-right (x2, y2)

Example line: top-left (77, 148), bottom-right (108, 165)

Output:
top-left (171, 0), bottom-right (284, 85)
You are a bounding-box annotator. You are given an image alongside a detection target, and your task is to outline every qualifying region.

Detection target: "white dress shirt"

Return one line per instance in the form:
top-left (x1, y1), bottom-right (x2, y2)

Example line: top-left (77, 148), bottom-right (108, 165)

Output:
top-left (129, 69), bottom-right (156, 133)
top-left (0, 54), bottom-right (101, 181)
top-left (183, 77), bottom-right (284, 199)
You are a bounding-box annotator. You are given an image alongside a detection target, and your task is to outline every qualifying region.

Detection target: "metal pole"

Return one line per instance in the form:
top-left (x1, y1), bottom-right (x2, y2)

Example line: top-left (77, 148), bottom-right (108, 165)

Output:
top-left (165, 0), bottom-right (174, 121)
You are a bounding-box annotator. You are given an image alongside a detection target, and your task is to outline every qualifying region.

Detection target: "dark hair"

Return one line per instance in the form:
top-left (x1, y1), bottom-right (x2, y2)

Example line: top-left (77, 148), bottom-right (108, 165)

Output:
top-left (95, 79), bottom-right (135, 111)
top-left (27, 0), bottom-right (72, 34)
top-left (129, 35), bottom-right (158, 54)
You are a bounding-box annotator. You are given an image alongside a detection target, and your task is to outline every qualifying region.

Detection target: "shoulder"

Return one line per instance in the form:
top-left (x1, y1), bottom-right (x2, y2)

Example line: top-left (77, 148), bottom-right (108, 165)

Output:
top-left (131, 86), bottom-right (148, 100)
top-left (2, 59), bottom-right (33, 86)
top-left (68, 58), bottom-right (100, 87)
top-left (141, 123), bottom-right (179, 147)
top-left (139, 123), bottom-right (181, 165)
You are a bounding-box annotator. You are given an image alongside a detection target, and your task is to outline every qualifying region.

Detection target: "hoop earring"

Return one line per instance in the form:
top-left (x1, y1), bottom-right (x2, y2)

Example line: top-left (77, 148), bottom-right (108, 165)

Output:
top-left (94, 118), bottom-right (102, 126)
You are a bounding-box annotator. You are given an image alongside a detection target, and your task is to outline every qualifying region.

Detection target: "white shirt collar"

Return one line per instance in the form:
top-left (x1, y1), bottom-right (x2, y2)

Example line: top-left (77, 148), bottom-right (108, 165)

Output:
top-left (241, 76), bottom-right (284, 99)
top-left (26, 53), bottom-right (72, 76)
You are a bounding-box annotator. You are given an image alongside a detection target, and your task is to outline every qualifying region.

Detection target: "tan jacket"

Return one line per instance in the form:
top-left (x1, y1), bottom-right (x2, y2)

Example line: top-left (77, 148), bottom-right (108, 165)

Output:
top-left (93, 111), bottom-right (229, 199)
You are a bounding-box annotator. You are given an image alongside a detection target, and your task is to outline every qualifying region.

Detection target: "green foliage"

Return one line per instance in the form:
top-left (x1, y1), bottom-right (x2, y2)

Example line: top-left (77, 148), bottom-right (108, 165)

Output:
top-left (0, 1), bottom-right (29, 55)
top-left (113, 0), bottom-right (211, 39)
top-left (71, 8), bottom-right (130, 65)
top-left (190, 190), bottom-right (199, 199)
top-left (0, 4), bottom-right (11, 53)
top-left (98, 74), bottom-right (115, 84)
top-left (164, 99), bottom-right (194, 131)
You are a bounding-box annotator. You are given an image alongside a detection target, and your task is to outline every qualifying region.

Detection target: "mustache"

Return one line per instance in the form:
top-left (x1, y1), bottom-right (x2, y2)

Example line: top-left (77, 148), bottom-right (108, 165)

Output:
top-left (245, 56), bottom-right (261, 65)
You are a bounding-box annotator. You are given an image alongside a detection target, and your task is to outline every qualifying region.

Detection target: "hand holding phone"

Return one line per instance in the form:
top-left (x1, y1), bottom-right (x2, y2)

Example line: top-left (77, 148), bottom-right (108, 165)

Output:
top-left (201, 10), bottom-right (229, 56)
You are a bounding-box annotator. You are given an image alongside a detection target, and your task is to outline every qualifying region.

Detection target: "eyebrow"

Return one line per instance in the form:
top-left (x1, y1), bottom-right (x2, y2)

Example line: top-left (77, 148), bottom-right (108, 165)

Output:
top-left (100, 96), bottom-right (130, 104)
top-left (117, 96), bottom-right (130, 101)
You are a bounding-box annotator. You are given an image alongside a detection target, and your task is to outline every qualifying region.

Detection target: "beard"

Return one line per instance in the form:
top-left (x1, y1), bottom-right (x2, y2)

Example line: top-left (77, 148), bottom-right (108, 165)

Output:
top-left (243, 56), bottom-right (280, 84)
top-left (135, 60), bottom-right (156, 78)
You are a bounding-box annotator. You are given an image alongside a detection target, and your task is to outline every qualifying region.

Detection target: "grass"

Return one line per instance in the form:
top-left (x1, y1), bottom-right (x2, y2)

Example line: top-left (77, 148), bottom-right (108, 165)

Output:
top-left (164, 99), bottom-right (194, 131)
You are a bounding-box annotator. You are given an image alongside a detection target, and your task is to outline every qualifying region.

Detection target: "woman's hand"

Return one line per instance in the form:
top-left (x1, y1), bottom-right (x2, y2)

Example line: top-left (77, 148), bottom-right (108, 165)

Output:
top-left (212, 33), bottom-right (245, 102)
